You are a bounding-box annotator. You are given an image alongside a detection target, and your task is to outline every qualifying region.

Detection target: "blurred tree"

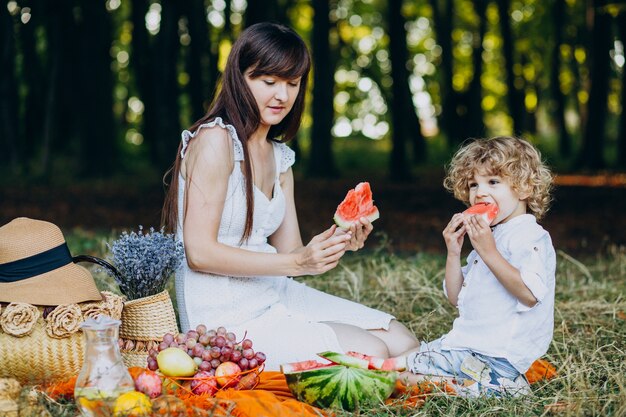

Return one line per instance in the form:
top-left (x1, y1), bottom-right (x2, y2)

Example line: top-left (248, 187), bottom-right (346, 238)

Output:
top-left (39, 0), bottom-right (79, 177)
top-left (0, 2), bottom-right (19, 172)
top-left (496, 0), bottom-right (526, 135)
top-left (183, 0), bottom-right (213, 123)
top-left (308, 0), bottom-right (337, 177)
top-left (77, 0), bottom-right (117, 176)
top-left (152, 0), bottom-right (181, 172)
top-left (130, 0), bottom-right (157, 161)
top-left (550, 0), bottom-right (571, 157)
top-left (430, 0), bottom-right (462, 145)
top-left (19, 0), bottom-right (45, 163)
top-left (618, 10), bottom-right (626, 168)
top-left (245, 0), bottom-right (289, 26)
top-left (578, 0), bottom-right (611, 170)
top-left (459, 0), bottom-right (487, 140)
top-left (387, 0), bottom-right (425, 179)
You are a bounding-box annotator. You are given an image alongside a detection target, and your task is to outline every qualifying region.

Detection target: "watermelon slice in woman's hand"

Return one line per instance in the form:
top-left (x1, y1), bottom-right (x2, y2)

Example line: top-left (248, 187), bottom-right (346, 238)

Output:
top-left (463, 202), bottom-right (499, 224)
top-left (333, 182), bottom-right (380, 229)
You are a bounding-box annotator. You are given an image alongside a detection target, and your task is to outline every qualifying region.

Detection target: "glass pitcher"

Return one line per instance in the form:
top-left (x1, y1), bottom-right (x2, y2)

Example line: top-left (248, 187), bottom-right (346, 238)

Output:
top-left (74, 315), bottom-right (135, 417)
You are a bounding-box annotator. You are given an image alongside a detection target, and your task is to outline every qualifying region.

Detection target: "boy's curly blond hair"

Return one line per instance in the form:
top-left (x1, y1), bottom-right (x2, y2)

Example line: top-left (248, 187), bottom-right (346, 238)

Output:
top-left (443, 136), bottom-right (554, 219)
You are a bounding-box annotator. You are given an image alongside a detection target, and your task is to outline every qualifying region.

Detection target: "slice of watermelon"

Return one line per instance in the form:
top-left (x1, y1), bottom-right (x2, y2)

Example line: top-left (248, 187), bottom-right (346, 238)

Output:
top-left (345, 351), bottom-right (407, 371)
top-left (333, 182), bottom-right (380, 229)
top-left (463, 202), bottom-right (499, 224)
top-left (317, 351), bottom-right (370, 369)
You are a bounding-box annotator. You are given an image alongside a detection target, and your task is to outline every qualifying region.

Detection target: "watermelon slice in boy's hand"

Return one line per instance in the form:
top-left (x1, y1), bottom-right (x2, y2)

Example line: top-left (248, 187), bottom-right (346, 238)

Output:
top-left (463, 202), bottom-right (499, 224)
top-left (333, 182), bottom-right (380, 229)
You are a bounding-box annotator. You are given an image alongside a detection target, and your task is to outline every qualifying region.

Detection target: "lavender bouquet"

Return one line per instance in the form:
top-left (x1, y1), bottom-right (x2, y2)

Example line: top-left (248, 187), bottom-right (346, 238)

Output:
top-left (107, 226), bottom-right (184, 300)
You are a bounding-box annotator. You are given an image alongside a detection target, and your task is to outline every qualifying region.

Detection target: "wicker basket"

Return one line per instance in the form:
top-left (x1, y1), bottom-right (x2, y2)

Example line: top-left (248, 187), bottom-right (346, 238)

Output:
top-left (0, 293), bottom-right (123, 384)
top-left (119, 290), bottom-right (179, 368)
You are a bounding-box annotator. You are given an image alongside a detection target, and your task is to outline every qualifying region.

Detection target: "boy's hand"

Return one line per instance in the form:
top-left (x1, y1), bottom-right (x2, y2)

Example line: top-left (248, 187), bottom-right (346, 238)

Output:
top-left (464, 214), bottom-right (496, 255)
top-left (443, 213), bottom-right (466, 256)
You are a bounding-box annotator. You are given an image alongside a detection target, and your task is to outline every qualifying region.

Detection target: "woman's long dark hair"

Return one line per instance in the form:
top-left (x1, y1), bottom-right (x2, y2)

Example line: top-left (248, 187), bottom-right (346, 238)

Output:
top-left (162, 22), bottom-right (311, 243)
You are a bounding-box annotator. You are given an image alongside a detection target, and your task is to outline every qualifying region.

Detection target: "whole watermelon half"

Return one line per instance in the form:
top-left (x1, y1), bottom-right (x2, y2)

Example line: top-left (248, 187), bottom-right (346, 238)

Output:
top-left (281, 354), bottom-right (398, 411)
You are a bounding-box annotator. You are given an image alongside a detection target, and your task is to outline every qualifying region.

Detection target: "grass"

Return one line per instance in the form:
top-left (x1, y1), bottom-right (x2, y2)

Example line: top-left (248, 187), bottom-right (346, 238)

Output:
top-left (27, 232), bottom-right (626, 416)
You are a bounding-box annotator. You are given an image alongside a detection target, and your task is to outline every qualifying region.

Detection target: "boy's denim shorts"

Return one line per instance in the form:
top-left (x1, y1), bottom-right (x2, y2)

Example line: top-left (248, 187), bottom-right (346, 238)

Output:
top-left (406, 337), bottom-right (530, 396)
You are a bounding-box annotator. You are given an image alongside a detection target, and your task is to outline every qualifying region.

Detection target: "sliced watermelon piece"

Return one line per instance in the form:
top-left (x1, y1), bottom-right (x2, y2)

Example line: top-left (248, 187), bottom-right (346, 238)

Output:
top-left (333, 182), bottom-right (380, 229)
top-left (281, 354), bottom-right (397, 411)
top-left (317, 351), bottom-right (369, 369)
top-left (345, 351), bottom-right (407, 371)
top-left (280, 360), bottom-right (334, 373)
top-left (463, 202), bottom-right (499, 224)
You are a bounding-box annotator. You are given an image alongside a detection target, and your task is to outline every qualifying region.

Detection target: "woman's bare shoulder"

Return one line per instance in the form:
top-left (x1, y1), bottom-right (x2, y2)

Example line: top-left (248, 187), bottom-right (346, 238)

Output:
top-left (183, 126), bottom-right (235, 178)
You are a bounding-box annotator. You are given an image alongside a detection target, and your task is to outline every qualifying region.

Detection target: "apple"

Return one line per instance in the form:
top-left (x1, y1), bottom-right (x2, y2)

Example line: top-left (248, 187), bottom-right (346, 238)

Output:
top-left (214, 361), bottom-right (241, 388)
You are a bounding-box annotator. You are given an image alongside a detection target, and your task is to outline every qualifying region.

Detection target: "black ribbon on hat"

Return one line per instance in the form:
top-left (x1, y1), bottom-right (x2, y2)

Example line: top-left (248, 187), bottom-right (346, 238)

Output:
top-left (0, 243), bottom-right (72, 283)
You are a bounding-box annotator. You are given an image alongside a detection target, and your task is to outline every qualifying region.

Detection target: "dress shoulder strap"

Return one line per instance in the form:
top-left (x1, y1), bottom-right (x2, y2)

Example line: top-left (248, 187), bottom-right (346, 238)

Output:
top-left (179, 117), bottom-right (244, 161)
top-left (273, 142), bottom-right (295, 175)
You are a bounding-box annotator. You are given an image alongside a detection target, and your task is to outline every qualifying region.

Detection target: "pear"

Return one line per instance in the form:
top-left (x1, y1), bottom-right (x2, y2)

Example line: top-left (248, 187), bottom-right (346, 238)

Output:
top-left (156, 348), bottom-right (197, 377)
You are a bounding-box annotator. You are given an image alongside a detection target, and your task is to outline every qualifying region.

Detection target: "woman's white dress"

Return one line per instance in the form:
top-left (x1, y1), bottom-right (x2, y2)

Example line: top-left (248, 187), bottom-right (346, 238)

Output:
top-left (175, 118), bottom-right (394, 370)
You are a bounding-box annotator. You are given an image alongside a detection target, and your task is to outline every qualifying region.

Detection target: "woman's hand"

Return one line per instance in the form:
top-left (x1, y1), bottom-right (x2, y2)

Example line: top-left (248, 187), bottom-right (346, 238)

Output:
top-left (443, 213), bottom-right (466, 256)
top-left (337, 218), bottom-right (374, 251)
top-left (295, 225), bottom-right (351, 276)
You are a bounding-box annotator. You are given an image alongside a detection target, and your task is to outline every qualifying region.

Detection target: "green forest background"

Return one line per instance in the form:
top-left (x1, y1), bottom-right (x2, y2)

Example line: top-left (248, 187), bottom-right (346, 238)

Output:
top-left (2, 0), bottom-right (626, 185)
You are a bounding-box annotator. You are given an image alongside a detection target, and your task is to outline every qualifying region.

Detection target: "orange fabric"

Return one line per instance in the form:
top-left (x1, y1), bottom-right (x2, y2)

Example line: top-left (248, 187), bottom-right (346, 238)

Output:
top-left (216, 388), bottom-right (327, 417)
top-left (524, 358), bottom-right (557, 384)
top-left (44, 374), bottom-right (77, 401)
top-left (386, 379), bottom-right (457, 408)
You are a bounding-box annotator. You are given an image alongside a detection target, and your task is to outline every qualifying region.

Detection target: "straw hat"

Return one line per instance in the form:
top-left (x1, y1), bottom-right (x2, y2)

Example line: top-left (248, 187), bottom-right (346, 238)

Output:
top-left (0, 218), bottom-right (103, 305)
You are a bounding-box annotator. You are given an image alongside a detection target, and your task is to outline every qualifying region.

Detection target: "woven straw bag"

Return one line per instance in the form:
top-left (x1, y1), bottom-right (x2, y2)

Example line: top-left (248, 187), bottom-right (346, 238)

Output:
top-left (0, 292), bottom-right (123, 384)
top-left (119, 290), bottom-right (179, 368)
top-left (72, 256), bottom-right (180, 369)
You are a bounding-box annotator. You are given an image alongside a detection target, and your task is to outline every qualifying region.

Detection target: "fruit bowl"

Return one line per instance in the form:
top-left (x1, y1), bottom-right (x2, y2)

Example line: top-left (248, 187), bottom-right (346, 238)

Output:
top-left (161, 364), bottom-right (264, 396)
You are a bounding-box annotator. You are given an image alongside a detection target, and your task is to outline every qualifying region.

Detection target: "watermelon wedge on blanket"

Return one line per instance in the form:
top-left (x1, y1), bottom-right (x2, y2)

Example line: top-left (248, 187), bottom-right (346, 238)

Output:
top-left (333, 182), bottom-right (380, 229)
top-left (281, 352), bottom-right (397, 411)
top-left (463, 202), bottom-right (499, 225)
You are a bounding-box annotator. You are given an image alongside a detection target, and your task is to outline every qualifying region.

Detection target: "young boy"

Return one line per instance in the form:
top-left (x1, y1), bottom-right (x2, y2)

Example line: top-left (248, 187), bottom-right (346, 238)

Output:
top-left (401, 136), bottom-right (556, 396)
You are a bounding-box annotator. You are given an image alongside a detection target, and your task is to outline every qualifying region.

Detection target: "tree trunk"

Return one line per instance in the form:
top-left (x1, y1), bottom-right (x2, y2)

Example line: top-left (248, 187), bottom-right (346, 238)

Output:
top-left (0, 3), bottom-right (19, 172)
top-left (245, 1), bottom-right (271, 26)
top-left (550, 0), bottom-right (571, 157)
top-left (184, 0), bottom-right (211, 123)
top-left (388, 0), bottom-right (424, 178)
top-left (39, 0), bottom-right (73, 177)
top-left (130, 0), bottom-right (157, 162)
top-left (18, 0), bottom-right (45, 163)
top-left (617, 12), bottom-right (626, 168)
top-left (578, 2), bottom-right (611, 170)
top-left (463, 0), bottom-right (487, 139)
top-left (521, 54), bottom-right (537, 134)
top-left (152, 0), bottom-right (181, 172)
top-left (496, 0), bottom-right (525, 135)
top-left (76, 0), bottom-right (116, 176)
top-left (308, 0), bottom-right (337, 177)
top-left (430, 0), bottom-right (462, 147)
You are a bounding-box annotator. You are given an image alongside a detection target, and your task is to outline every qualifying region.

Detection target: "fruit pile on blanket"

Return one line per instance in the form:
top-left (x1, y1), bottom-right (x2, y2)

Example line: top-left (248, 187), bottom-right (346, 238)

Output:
top-left (146, 324), bottom-right (267, 396)
top-left (281, 351), bottom-right (398, 411)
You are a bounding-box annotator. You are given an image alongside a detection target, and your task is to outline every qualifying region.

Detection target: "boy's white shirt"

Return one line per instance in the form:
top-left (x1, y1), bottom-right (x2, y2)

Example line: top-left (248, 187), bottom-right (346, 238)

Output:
top-left (442, 214), bottom-right (556, 373)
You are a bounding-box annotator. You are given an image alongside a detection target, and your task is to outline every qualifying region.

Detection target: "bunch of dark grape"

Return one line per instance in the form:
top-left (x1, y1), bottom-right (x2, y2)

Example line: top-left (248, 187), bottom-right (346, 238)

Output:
top-left (147, 325), bottom-right (266, 375)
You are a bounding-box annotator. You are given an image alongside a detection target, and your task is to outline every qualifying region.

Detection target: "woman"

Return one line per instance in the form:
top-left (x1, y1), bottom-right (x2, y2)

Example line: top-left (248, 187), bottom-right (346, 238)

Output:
top-left (162, 22), bottom-right (418, 370)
